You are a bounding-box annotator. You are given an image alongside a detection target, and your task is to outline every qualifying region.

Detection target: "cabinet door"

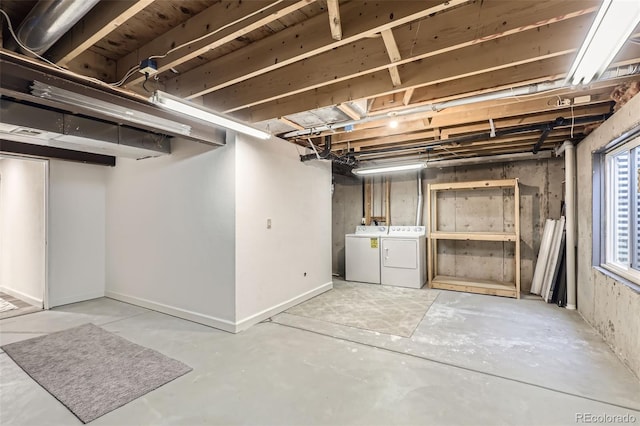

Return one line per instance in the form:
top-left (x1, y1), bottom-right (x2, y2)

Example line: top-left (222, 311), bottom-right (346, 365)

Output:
top-left (382, 239), bottom-right (417, 268)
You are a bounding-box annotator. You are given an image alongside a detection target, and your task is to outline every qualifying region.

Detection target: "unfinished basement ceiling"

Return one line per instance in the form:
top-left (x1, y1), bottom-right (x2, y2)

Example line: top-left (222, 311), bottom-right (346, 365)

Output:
top-left (1, 0), bottom-right (639, 163)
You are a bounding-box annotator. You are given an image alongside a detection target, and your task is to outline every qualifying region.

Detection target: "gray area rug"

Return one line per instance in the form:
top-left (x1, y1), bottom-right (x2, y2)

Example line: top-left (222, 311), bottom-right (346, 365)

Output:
top-left (0, 297), bottom-right (18, 313)
top-left (1, 323), bottom-right (192, 423)
top-left (0, 292), bottom-right (41, 319)
top-left (286, 279), bottom-right (439, 337)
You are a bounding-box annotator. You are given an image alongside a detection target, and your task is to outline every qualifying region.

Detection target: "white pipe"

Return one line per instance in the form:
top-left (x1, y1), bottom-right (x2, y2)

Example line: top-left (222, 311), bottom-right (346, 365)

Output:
top-left (416, 171), bottom-right (423, 226)
top-left (563, 141), bottom-right (577, 310)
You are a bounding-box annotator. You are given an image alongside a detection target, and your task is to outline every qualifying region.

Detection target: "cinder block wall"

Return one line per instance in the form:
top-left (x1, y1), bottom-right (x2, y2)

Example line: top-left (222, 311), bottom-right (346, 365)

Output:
top-left (332, 157), bottom-right (564, 292)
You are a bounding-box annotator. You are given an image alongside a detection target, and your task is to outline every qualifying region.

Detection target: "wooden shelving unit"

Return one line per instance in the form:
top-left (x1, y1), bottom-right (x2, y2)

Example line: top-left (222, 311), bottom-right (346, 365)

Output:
top-left (427, 179), bottom-right (520, 299)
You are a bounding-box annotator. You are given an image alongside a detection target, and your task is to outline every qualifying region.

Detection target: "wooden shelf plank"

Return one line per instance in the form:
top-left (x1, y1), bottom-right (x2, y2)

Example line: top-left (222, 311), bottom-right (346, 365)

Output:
top-left (431, 275), bottom-right (518, 298)
top-left (430, 231), bottom-right (517, 241)
top-left (429, 178), bottom-right (518, 191)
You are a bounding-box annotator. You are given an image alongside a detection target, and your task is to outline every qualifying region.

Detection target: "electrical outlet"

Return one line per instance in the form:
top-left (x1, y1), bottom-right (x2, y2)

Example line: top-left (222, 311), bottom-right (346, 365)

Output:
top-left (556, 98), bottom-right (571, 107)
top-left (574, 95), bottom-right (591, 105)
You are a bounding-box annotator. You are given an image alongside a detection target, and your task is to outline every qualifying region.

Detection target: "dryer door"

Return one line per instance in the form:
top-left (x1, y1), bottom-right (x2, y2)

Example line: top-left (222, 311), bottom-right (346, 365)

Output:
top-left (382, 238), bottom-right (417, 268)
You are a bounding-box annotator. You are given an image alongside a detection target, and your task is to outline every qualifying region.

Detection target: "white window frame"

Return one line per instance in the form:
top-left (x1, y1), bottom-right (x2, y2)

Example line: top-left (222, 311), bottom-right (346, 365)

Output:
top-left (603, 134), bottom-right (640, 285)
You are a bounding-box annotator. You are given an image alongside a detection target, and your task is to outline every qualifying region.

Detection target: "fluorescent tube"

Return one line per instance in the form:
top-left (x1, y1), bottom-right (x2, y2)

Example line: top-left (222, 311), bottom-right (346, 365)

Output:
top-left (30, 81), bottom-right (191, 136)
top-left (151, 91), bottom-right (271, 140)
top-left (566, 0), bottom-right (640, 85)
top-left (352, 162), bottom-right (426, 175)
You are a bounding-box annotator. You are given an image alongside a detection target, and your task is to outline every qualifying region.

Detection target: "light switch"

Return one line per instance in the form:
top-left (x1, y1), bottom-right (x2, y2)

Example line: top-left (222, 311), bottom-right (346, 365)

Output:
top-left (267, 218), bottom-right (272, 229)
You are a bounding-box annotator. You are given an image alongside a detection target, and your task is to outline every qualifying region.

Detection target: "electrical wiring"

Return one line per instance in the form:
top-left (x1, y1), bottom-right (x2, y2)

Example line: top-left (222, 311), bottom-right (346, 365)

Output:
top-left (147, 0), bottom-right (284, 62)
top-left (0, 8), bottom-right (138, 88)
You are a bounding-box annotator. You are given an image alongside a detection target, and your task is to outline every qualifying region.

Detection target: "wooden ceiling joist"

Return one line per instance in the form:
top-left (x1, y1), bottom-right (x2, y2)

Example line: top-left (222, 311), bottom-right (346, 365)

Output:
top-left (48, 0), bottom-right (156, 66)
top-left (121, 0), bottom-right (314, 87)
top-left (166, 0), bottom-right (469, 99)
top-left (327, 0), bottom-right (342, 41)
top-left (218, 16), bottom-right (596, 114)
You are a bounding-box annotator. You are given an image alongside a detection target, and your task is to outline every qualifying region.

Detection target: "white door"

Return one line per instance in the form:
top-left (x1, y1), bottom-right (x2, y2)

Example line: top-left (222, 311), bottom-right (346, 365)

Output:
top-left (382, 239), bottom-right (417, 268)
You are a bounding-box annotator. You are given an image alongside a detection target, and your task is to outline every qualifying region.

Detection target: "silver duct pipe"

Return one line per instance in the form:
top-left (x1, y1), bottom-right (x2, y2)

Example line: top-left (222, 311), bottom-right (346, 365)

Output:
top-left (16, 0), bottom-right (100, 56)
top-left (283, 64), bottom-right (640, 139)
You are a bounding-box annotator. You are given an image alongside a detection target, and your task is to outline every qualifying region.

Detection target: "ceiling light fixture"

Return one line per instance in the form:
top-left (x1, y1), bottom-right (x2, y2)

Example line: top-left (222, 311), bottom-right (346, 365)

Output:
top-left (151, 91), bottom-right (271, 140)
top-left (30, 81), bottom-right (192, 136)
top-left (352, 161), bottom-right (427, 176)
top-left (389, 119), bottom-right (399, 129)
top-left (566, 0), bottom-right (640, 86)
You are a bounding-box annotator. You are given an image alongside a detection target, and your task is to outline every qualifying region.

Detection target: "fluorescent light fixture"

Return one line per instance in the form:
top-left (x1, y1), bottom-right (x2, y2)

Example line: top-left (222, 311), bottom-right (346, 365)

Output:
top-left (151, 91), bottom-right (271, 140)
top-left (30, 81), bottom-right (191, 136)
top-left (566, 0), bottom-right (640, 85)
top-left (352, 161), bottom-right (426, 175)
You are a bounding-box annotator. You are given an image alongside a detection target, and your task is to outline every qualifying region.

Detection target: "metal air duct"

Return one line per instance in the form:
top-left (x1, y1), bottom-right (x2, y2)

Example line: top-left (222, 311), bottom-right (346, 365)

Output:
top-left (16, 0), bottom-right (100, 56)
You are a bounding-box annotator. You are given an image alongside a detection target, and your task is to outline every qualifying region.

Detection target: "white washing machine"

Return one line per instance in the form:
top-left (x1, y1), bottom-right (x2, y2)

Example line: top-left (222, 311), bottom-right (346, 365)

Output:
top-left (345, 226), bottom-right (388, 284)
top-left (381, 226), bottom-right (427, 289)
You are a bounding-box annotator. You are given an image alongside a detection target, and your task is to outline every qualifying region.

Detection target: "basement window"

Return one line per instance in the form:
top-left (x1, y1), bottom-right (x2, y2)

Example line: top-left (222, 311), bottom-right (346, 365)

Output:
top-left (603, 132), bottom-right (640, 284)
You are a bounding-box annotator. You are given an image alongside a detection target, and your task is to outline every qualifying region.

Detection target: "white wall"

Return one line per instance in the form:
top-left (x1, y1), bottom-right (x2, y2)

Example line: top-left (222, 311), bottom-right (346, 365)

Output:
top-left (48, 159), bottom-right (107, 307)
top-left (0, 157), bottom-right (46, 306)
top-left (577, 93), bottom-right (640, 379)
top-left (234, 133), bottom-right (332, 330)
top-left (105, 134), bottom-right (238, 331)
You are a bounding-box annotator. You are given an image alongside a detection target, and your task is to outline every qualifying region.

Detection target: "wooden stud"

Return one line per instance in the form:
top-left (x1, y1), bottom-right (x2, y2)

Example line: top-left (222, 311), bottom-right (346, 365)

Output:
top-left (403, 88), bottom-right (415, 106)
top-left (327, 0), bottom-right (343, 41)
top-left (279, 117), bottom-right (305, 131)
top-left (336, 103), bottom-right (361, 120)
top-left (364, 178), bottom-right (372, 225)
top-left (385, 177), bottom-right (391, 225)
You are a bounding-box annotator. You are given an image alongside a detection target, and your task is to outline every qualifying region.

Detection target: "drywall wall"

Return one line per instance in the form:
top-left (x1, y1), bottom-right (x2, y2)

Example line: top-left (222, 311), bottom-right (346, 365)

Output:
top-left (48, 159), bottom-right (107, 307)
top-left (576, 92), bottom-right (640, 379)
top-left (234, 133), bottom-right (332, 330)
top-left (105, 133), bottom-right (238, 331)
top-left (0, 157), bottom-right (46, 306)
top-left (332, 158), bottom-right (564, 292)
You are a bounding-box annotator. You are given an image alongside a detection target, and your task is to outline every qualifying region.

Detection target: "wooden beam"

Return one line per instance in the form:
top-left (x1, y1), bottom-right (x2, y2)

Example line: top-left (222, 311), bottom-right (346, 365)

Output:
top-left (333, 130), bottom-right (438, 150)
top-left (327, 0), bottom-right (342, 41)
top-left (48, 0), bottom-right (155, 66)
top-left (381, 29), bottom-right (402, 63)
top-left (440, 104), bottom-right (612, 139)
top-left (381, 29), bottom-right (402, 86)
top-left (122, 0), bottom-right (314, 88)
top-left (336, 103), bottom-right (361, 120)
top-left (213, 13), bottom-right (596, 113)
top-left (324, 91), bottom-right (612, 146)
top-left (403, 88), bottom-right (415, 106)
top-left (364, 179), bottom-right (372, 225)
top-left (166, 0), bottom-right (470, 99)
top-left (279, 117), bottom-right (305, 130)
top-left (239, 41), bottom-right (640, 123)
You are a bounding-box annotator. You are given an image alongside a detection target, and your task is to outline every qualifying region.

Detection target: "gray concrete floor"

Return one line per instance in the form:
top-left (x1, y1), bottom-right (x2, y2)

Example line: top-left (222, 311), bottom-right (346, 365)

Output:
top-left (1, 284), bottom-right (640, 426)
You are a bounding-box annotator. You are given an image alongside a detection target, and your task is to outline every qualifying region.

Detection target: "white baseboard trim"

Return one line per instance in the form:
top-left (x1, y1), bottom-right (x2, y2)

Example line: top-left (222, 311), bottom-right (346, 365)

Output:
top-left (0, 286), bottom-right (43, 307)
top-left (105, 290), bottom-right (236, 333)
top-left (49, 291), bottom-right (105, 308)
top-left (234, 281), bottom-right (333, 333)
